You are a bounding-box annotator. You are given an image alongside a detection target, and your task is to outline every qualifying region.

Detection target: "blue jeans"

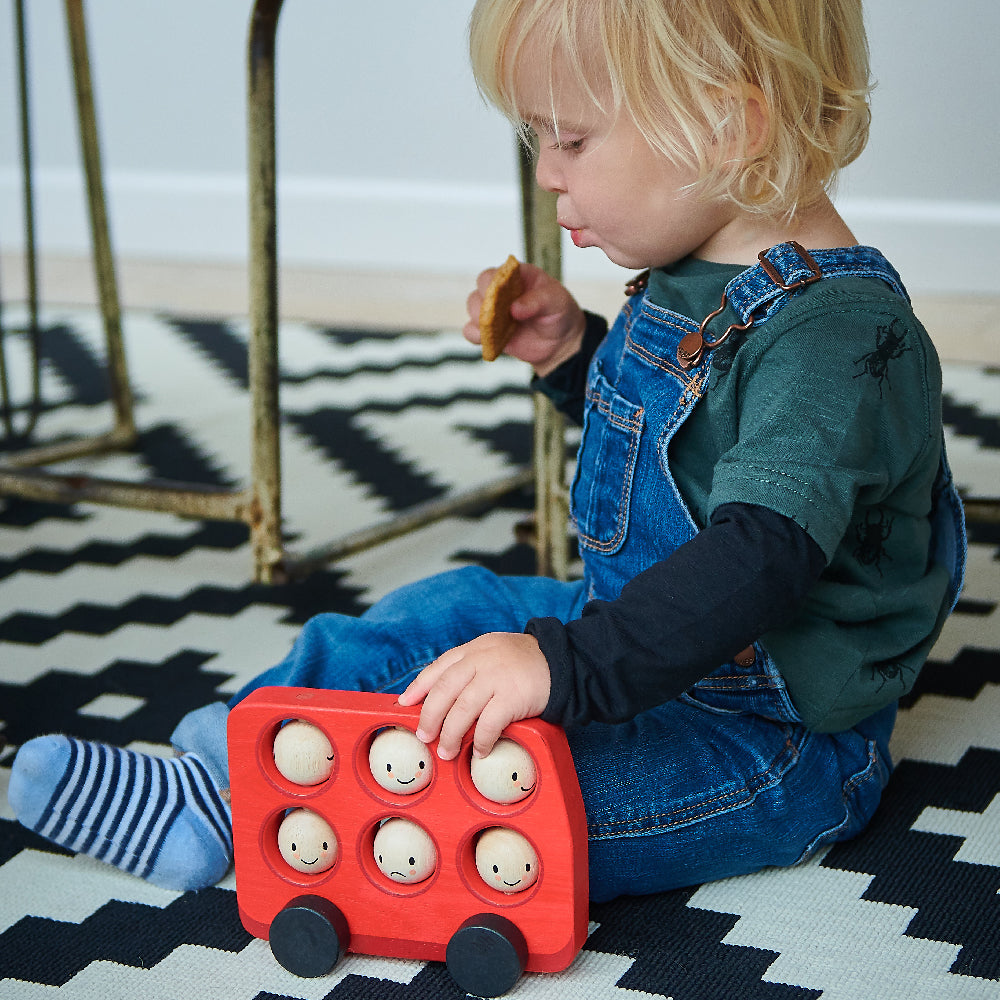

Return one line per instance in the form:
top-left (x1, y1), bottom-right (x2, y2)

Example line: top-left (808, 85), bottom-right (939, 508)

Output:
top-left (172, 565), bottom-right (894, 903)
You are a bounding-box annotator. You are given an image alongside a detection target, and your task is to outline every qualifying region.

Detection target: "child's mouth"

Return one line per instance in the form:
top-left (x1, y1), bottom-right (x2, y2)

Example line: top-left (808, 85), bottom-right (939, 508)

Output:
top-left (559, 221), bottom-right (586, 248)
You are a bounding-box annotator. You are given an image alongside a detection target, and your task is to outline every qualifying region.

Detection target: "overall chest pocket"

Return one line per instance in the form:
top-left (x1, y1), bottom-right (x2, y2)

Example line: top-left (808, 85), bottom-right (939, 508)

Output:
top-left (570, 366), bottom-right (644, 554)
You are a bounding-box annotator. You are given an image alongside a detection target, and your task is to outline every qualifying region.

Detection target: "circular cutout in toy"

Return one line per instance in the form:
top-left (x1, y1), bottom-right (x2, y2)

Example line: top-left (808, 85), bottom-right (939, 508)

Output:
top-left (273, 720), bottom-right (335, 786)
top-left (277, 808), bottom-right (338, 875)
top-left (470, 738), bottom-right (537, 804)
top-left (373, 817), bottom-right (437, 884)
top-left (474, 827), bottom-right (539, 894)
top-left (368, 727), bottom-right (432, 794)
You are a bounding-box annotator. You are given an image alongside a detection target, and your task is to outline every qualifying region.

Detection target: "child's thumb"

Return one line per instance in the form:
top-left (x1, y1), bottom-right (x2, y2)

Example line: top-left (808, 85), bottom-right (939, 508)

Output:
top-left (509, 288), bottom-right (548, 323)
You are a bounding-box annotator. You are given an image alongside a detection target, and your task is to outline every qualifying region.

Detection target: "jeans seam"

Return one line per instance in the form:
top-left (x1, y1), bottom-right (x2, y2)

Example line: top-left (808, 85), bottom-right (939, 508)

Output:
top-left (624, 325), bottom-right (698, 381)
top-left (841, 738), bottom-right (882, 797)
top-left (588, 731), bottom-right (802, 839)
top-left (375, 661), bottom-right (434, 694)
top-left (793, 737), bottom-right (883, 863)
top-left (692, 678), bottom-right (783, 689)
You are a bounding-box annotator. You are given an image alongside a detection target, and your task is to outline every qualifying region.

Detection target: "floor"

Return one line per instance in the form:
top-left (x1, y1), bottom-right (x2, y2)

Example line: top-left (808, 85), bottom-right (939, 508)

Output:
top-left (2, 253), bottom-right (998, 366)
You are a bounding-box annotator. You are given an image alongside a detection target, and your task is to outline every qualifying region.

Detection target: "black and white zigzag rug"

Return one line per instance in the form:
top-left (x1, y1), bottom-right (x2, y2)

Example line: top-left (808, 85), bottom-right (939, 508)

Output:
top-left (1, 306), bottom-right (998, 999)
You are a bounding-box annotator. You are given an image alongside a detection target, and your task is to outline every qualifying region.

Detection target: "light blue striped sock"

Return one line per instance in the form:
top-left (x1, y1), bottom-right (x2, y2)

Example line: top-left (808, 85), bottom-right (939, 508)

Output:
top-left (8, 735), bottom-right (232, 891)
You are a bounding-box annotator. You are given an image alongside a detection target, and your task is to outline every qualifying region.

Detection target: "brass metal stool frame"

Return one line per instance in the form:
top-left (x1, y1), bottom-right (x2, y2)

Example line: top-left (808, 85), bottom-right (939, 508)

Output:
top-left (1, 1), bottom-right (137, 472)
top-left (0, 0), bottom-right (569, 584)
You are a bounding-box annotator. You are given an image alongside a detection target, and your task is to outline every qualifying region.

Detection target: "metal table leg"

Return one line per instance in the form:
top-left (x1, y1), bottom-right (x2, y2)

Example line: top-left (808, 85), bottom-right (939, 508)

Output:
top-left (0, 0), bottom-right (42, 443)
top-left (0, 0), bottom-right (568, 585)
top-left (518, 138), bottom-right (569, 580)
top-left (245, 0), bottom-right (284, 581)
top-left (243, 0), bottom-right (565, 582)
top-left (1, 0), bottom-right (135, 464)
top-left (64, 0), bottom-right (135, 448)
top-left (0, 0), bottom-right (258, 555)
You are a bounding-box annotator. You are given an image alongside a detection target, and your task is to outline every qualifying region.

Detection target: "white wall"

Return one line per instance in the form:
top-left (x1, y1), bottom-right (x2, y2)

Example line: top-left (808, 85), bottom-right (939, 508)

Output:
top-left (1, 0), bottom-right (997, 293)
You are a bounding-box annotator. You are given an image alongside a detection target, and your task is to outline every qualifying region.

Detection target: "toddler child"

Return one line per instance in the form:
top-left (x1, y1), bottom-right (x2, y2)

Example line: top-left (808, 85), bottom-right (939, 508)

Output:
top-left (9, 0), bottom-right (965, 903)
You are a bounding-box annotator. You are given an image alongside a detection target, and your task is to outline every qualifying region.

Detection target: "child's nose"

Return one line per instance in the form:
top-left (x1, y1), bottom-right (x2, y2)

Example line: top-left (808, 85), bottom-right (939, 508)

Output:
top-left (535, 148), bottom-right (565, 194)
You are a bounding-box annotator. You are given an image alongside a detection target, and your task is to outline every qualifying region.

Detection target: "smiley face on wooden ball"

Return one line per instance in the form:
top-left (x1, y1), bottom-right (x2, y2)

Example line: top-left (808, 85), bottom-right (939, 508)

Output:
top-left (277, 808), bottom-right (337, 874)
top-left (474, 826), bottom-right (539, 894)
top-left (470, 738), bottom-right (537, 804)
top-left (272, 720), bottom-right (334, 786)
top-left (368, 727), bottom-right (432, 794)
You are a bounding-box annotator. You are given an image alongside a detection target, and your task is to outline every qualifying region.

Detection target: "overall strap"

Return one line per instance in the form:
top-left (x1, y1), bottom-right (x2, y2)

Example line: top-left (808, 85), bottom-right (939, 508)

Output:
top-left (676, 242), bottom-right (910, 369)
top-left (726, 242), bottom-right (910, 324)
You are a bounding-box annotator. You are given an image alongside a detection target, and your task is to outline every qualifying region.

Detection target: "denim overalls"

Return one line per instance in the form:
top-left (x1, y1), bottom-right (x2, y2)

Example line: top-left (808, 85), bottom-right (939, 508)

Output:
top-left (174, 243), bottom-right (966, 903)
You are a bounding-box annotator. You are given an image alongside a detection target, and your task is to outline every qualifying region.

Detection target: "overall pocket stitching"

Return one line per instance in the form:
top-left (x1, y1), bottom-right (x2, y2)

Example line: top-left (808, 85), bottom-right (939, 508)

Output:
top-left (574, 371), bottom-right (645, 554)
top-left (576, 410), bottom-right (644, 552)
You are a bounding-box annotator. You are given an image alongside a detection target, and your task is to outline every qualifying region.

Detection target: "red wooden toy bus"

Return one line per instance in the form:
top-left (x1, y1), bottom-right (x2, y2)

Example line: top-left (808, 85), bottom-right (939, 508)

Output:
top-left (227, 686), bottom-right (589, 997)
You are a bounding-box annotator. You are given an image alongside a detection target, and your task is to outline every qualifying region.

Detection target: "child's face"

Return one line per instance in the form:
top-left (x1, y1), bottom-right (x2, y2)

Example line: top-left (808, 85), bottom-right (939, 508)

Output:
top-left (518, 52), bottom-right (733, 269)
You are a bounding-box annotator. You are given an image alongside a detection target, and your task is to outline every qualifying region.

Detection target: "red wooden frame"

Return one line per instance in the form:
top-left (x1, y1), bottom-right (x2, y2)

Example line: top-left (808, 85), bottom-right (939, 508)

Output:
top-left (228, 687), bottom-right (589, 972)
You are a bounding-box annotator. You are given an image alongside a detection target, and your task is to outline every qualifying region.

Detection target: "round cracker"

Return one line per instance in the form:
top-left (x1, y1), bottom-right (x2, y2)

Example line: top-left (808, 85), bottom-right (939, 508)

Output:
top-left (479, 255), bottom-right (522, 361)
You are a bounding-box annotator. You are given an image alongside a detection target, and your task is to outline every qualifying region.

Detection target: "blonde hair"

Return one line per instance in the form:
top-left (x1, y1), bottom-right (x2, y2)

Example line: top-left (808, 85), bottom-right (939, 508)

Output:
top-left (469, 0), bottom-right (872, 217)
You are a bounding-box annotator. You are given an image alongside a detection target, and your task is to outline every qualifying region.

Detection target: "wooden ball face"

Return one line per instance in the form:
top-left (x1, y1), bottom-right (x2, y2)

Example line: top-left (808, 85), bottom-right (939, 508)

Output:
top-left (474, 826), bottom-right (539, 894)
top-left (368, 727), bottom-right (432, 794)
top-left (272, 720), bottom-right (334, 786)
top-left (277, 808), bottom-right (337, 874)
top-left (470, 738), bottom-right (537, 803)
top-left (373, 818), bottom-right (437, 884)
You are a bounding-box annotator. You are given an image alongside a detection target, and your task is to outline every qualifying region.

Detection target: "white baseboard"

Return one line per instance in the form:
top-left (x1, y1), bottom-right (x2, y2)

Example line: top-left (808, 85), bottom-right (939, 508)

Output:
top-left (838, 198), bottom-right (1000, 297)
top-left (2, 168), bottom-right (997, 294)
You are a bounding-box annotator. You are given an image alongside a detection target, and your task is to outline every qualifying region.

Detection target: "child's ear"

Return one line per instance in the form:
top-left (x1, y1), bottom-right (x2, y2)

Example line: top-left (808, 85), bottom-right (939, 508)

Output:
top-left (742, 84), bottom-right (770, 157)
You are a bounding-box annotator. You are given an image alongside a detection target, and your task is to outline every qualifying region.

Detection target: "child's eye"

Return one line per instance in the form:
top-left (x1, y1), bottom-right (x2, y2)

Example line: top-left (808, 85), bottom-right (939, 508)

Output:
top-left (552, 137), bottom-right (585, 153)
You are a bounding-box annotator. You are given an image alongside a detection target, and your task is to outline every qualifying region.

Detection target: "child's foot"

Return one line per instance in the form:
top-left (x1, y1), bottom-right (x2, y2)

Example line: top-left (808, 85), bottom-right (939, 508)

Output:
top-left (8, 735), bottom-right (232, 891)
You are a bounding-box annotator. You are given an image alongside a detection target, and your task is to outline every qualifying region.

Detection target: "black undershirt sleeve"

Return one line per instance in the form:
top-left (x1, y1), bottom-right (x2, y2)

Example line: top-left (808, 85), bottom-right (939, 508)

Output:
top-left (527, 502), bottom-right (826, 729)
top-left (530, 311), bottom-right (608, 425)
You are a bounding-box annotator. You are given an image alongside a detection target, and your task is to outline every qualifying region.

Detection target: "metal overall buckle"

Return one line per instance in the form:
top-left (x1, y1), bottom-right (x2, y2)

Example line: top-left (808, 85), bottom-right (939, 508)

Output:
top-left (676, 242), bottom-right (824, 370)
top-left (756, 241), bottom-right (823, 292)
top-left (676, 299), bottom-right (754, 370)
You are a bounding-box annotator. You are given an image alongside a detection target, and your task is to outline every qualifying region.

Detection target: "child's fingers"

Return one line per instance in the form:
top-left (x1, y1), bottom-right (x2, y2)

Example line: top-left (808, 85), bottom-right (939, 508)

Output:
top-left (466, 267), bottom-right (502, 319)
top-left (396, 661), bottom-right (442, 707)
top-left (471, 699), bottom-right (514, 760)
top-left (411, 658), bottom-right (477, 752)
top-left (461, 317), bottom-right (483, 348)
top-left (465, 285), bottom-right (485, 327)
top-left (401, 632), bottom-right (547, 760)
top-left (398, 641), bottom-right (471, 714)
top-left (508, 283), bottom-right (551, 324)
top-left (434, 690), bottom-right (487, 761)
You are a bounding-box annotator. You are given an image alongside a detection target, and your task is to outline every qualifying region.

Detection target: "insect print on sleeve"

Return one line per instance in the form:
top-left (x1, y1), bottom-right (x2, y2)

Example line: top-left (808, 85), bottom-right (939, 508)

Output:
top-left (871, 659), bottom-right (916, 694)
top-left (853, 318), bottom-right (911, 397)
top-left (707, 329), bottom-right (749, 388)
top-left (853, 507), bottom-right (894, 576)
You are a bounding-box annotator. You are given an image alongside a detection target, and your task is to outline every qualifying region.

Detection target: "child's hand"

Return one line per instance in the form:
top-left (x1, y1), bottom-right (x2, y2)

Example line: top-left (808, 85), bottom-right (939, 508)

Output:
top-left (465, 262), bottom-right (586, 376)
top-left (397, 632), bottom-right (551, 761)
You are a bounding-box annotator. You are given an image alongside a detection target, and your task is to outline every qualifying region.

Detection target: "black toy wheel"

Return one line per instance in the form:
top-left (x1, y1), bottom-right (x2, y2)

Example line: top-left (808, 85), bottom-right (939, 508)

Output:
top-left (268, 895), bottom-right (350, 978)
top-left (445, 912), bottom-right (528, 997)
